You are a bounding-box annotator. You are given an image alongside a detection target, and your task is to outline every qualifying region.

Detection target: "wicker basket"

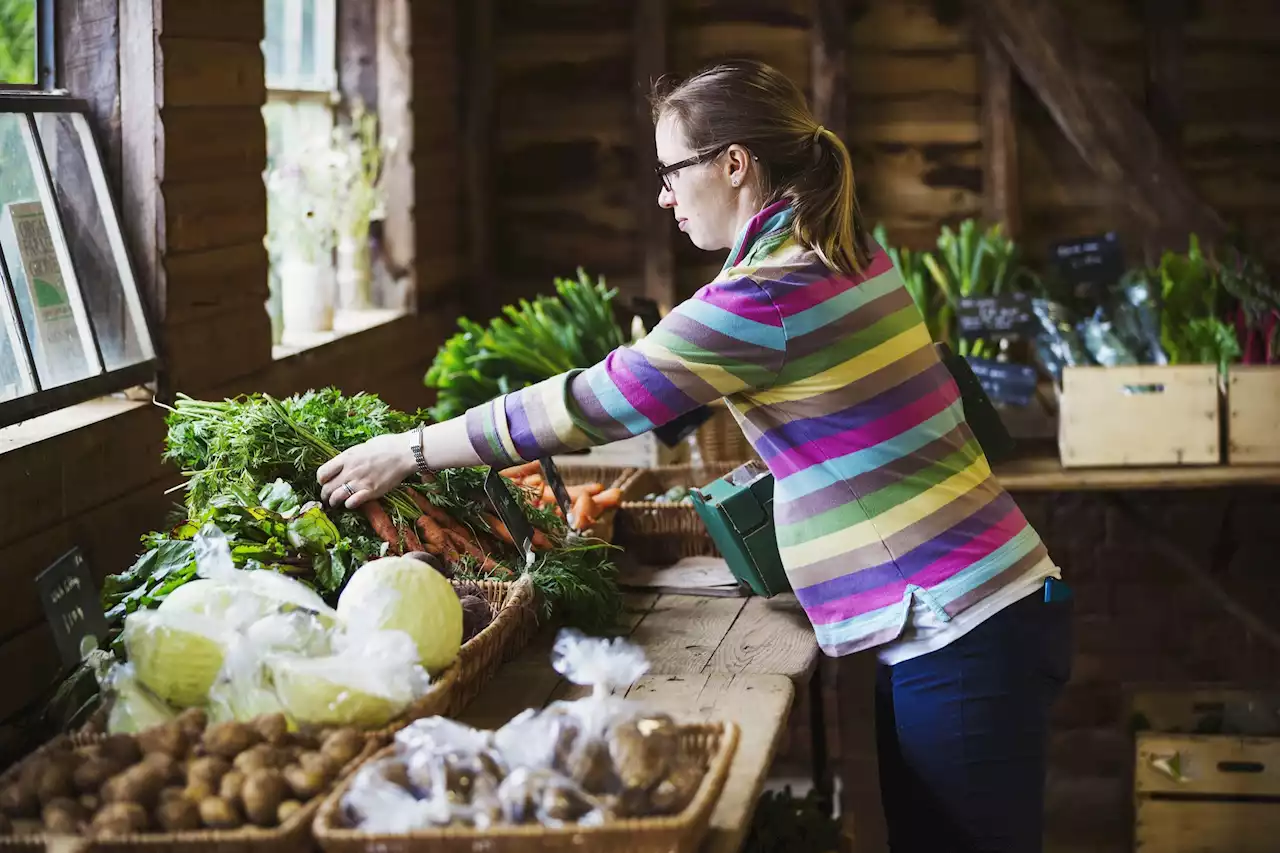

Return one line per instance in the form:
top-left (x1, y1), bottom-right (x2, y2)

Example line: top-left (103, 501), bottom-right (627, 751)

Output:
top-left (694, 401), bottom-right (759, 464)
top-left (379, 575), bottom-right (540, 737)
top-left (0, 727), bottom-right (382, 853)
top-left (312, 721), bottom-right (740, 853)
top-left (614, 463), bottom-right (747, 566)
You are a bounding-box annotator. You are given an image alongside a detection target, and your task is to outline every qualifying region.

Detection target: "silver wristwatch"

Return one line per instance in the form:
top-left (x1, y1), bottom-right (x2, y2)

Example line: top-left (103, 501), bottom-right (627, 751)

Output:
top-left (409, 424), bottom-right (430, 474)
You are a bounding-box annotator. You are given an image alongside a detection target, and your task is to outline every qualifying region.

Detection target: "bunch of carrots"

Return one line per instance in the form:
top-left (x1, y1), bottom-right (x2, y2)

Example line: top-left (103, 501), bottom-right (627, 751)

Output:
top-left (356, 463), bottom-right (621, 578)
top-left (497, 461), bottom-right (622, 534)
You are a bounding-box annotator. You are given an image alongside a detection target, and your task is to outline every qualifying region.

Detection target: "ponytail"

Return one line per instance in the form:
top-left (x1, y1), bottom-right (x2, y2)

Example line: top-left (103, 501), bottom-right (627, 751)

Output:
top-left (786, 126), bottom-right (871, 276)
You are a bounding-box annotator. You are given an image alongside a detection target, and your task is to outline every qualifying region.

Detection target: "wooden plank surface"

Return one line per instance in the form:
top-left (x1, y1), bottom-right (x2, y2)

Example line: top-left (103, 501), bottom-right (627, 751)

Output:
top-left (994, 453), bottom-right (1280, 491)
top-left (634, 0), bottom-right (674, 310)
top-left (630, 596), bottom-right (748, 674)
top-left (705, 596), bottom-right (816, 682)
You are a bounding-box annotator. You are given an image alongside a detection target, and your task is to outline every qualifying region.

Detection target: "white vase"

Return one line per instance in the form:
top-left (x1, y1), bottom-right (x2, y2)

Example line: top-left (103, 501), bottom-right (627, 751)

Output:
top-left (336, 236), bottom-right (373, 311)
top-left (279, 260), bottom-right (336, 334)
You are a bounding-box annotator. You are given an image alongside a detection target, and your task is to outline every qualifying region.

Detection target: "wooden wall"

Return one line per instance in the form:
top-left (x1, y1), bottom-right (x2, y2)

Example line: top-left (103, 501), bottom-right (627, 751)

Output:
top-left (0, 0), bottom-right (463, 750)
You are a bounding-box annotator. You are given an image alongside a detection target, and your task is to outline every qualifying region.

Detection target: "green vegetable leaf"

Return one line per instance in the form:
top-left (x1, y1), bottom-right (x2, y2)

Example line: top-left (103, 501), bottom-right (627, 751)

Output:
top-left (287, 504), bottom-right (342, 554)
top-left (258, 479), bottom-right (301, 517)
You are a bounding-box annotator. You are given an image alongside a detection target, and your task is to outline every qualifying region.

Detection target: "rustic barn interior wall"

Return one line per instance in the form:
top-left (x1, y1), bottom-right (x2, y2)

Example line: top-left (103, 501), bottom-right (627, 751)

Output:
top-left (0, 0), bottom-right (463, 755)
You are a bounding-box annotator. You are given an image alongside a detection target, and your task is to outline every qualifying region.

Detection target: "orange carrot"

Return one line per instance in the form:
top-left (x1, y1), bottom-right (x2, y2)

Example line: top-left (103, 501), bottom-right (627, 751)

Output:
top-left (402, 524), bottom-right (425, 553)
top-left (500, 461), bottom-right (541, 479)
top-left (522, 473), bottom-right (543, 487)
top-left (532, 529), bottom-right (551, 549)
top-left (593, 487), bottom-right (622, 509)
top-left (567, 482), bottom-right (603, 497)
top-left (483, 512), bottom-right (516, 546)
top-left (361, 502), bottom-right (402, 554)
top-left (571, 493), bottom-right (596, 531)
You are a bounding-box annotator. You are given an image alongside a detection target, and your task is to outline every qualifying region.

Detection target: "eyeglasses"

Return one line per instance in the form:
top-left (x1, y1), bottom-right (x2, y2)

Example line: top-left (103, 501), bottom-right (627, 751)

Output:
top-left (655, 144), bottom-right (731, 192)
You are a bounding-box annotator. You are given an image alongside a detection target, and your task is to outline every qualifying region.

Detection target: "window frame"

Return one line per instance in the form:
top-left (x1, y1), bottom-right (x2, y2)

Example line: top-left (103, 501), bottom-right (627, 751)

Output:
top-left (0, 92), bottom-right (159, 427)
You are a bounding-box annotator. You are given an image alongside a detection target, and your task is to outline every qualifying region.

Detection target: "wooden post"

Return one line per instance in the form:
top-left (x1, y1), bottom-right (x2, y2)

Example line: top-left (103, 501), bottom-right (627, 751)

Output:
top-left (634, 0), bottom-right (674, 312)
top-left (377, 0), bottom-right (415, 309)
top-left (810, 0), bottom-right (847, 139)
top-left (463, 0), bottom-right (495, 315)
top-left (968, 0), bottom-right (1225, 243)
top-left (979, 36), bottom-right (1019, 237)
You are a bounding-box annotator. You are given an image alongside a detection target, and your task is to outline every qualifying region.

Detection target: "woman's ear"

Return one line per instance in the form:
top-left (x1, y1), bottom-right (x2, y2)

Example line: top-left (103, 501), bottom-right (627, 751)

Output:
top-left (725, 144), bottom-right (752, 188)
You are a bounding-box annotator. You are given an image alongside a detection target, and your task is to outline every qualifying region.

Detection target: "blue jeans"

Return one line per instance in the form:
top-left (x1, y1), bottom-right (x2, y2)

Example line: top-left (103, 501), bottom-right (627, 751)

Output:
top-left (875, 585), bottom-right (1073, 853)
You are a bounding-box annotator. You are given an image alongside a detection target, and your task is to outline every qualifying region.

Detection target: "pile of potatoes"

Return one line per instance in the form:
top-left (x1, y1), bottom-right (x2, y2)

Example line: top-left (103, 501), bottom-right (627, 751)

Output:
top-left (0, 709), bottom-right (369, 838)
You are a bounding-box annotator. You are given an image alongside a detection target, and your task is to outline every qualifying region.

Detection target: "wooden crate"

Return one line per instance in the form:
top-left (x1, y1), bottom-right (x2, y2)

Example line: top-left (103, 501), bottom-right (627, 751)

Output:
top-left (1227, 365), bottom-right (1280, 465)
top-left (1057, 365), bottom-right (1221, 468)
top-left (1134, 732), bottom-right (1280, 853)
top-left (1131, 686), bottom-right (1280, 853)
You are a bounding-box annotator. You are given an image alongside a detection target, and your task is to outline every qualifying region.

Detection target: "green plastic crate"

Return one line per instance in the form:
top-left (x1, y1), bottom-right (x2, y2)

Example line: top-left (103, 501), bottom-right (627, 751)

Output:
top-left (689, 461), bottom-right (790, 598)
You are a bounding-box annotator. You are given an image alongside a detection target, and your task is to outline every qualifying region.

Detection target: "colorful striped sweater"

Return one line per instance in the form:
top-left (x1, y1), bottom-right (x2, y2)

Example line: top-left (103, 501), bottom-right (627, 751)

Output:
top-left (466, 200), bottom-right (1049, 656)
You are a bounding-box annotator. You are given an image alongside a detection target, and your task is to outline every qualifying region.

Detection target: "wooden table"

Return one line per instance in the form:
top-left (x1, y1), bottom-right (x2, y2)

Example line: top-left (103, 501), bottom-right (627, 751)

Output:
top-left (462, 591), bottom-right (820, 853)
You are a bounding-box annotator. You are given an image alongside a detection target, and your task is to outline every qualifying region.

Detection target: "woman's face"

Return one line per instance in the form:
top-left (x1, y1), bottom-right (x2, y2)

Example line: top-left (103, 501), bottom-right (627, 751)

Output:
top-left (655, 113), bottom-right (756, 252)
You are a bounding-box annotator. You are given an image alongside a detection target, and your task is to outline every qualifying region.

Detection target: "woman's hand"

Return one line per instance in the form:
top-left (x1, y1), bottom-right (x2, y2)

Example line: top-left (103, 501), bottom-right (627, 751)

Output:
top-left (317, 432), bottom-right (418, 509)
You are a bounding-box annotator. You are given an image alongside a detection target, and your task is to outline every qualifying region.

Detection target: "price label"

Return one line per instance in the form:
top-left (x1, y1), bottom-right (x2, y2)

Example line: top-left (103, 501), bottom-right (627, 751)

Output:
top-left (956, 293), bottom-right (1034, 340)
top-left (1050, 232), bottom-right (1125, 303)
top-left (35, 547), bottom-right (109, 669)
top-left (484, 467), bottom-right (536, 567)
top-left (538, 457), bottom-right (574, 521)
top-left (966, 358), bottom-right (1039, 407)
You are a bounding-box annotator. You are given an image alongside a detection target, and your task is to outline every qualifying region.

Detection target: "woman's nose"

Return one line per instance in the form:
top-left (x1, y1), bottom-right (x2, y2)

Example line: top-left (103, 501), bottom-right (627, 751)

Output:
top-left (657, 185), bottom-right (675, 208)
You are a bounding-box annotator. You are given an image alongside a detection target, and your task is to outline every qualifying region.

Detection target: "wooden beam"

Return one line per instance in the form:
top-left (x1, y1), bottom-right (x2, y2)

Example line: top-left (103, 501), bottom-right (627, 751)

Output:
top-left (810, 0), bottom-right (848, 138)
top-left (634, 0), bottom-right (674, 312)
top-left (968, 0), bottom-right (1225, 244)
top-left (462, 0), bottom-right (494, 314)
top-left (338, 0), bottom-right (378, 113)
top-left (979, 35), bottom-right (1019, 236)
top-left (1144, 0), bottom-right (1186, 146)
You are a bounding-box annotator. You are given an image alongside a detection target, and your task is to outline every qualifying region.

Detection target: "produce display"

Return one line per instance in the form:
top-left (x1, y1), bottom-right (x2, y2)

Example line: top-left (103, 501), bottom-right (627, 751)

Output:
top-left (499, 460), bottom-right (622, 532)
top-left (335, 630), bottom-right (709, 831)
top-left (637, 485), bottom-right (694, 506)
top-left (424, 268), bottom-right (628, 423)
top-left (0, 710), bottom-right (369, 838)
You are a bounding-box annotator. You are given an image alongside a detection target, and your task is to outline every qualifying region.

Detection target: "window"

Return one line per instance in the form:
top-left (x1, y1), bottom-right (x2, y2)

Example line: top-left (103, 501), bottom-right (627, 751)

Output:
top-left (0, 98), bottom-right (157, 426)
top-left (262, 0), bottom-right (395, 354)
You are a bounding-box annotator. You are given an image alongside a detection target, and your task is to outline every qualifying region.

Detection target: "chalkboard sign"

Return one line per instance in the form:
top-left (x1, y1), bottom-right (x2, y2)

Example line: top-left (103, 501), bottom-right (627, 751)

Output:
top-left (35, 547), bottom-right (109, 669)
top-left (538, 457), bottom-right (574, 521)
top-left (956, 293), bottom-right (1034, 340)
top-left (1050, 232), bottom-right (1125, 303)
top-left (484, 468), bottom-right (536, 567)
top-left (966, 357), bottom-right (1039, 408)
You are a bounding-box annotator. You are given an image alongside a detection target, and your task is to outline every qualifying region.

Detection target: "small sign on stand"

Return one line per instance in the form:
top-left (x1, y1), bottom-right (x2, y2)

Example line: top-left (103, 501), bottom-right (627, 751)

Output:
top-left (956, 293), bottom-right (1035, 341)
top-left (1050, 232), bottom-right (1125, 303)
top-left (36, 547), bottom-right (109, 670)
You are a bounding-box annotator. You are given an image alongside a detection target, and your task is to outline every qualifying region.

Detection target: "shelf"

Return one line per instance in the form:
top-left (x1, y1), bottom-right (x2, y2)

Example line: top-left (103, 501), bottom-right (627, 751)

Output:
top-left (995, 454), bottom-right (1280, 492)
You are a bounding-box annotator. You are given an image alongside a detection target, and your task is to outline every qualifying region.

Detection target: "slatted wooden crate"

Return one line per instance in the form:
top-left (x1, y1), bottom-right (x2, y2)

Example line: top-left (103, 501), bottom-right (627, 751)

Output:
top-left (1226, 366), bottom-right (1280, 465)
top-left (1058, 365), bottom-right (1221, 468)
top-left (1131, 686), bottom-right (1280, 853)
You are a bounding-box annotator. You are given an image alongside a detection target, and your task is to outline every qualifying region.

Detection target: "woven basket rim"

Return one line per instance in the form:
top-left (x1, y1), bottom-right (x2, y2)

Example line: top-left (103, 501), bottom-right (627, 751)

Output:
top-left (313, 720), bottom-right (740, 842)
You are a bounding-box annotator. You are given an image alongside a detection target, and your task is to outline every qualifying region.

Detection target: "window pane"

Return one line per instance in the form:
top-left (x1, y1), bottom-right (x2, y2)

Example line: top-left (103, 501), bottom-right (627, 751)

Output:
top-left (299, 0), bottom-right (317, 86)
top-left (0, 0), bottom-right (37, 86)
top-left (34, 112), bottom-right (153, 371)
top-left (0, 113), bottom-right (94, 389)
top-left (0, 261), bottom-right (35, 401)
top-left (264, 0), bottom-right (287, 86)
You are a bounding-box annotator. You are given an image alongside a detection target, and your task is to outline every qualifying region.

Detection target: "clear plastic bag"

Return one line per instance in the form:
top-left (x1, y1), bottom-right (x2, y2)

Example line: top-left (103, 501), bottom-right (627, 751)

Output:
top-left (1079, 306), bottom-right (1140, 367)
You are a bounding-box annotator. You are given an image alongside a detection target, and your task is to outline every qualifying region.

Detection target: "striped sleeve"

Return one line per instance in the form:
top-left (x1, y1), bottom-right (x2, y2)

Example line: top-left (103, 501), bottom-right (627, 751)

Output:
top-left (464, 276), bottom-right (787, 467)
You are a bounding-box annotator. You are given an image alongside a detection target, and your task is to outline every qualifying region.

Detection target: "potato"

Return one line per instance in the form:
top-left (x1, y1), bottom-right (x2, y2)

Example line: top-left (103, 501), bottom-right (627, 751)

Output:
top-left (138, 722), bottom-right (189, 760)
top-left (100, 734), bottom-right (142, 766)
top-left (218, 771), bottom-right (245, 805)
top-left (74, 756), bottom-right (123, 794)
top-left (282, 765), bottom-right (326, 801)
top-left (320, 729), bottom-right (364, 768)
top-left (183, 781), bottom-right (215, 804)
top-left (647, 758), bottom-right (704, 815)
top-left (142, 752), bottom-right (185, 786)
top-left (91, 802), bottom-right (149, 837)
top-left (34, 763), bottom-right (75, 806)
top-left (202, 722), bottom-right (260, 760)
top-left (252, 714), bottom-right (289, 746)
top-left (242, 770), bottom-right (288, 828)
top-left (156, 796), bottom-right (202, 832)
top-left (0, 782), bottom-right (38, 819)
top-left (276, 799), bottom-right (303, 825)
top-left (176, 708), bottom-right (208, 743)
top-left (186, 756), bottom-right (231, 789)
top-left (298, 751), bottom-right (337, 780)
top-left (198, 797), bottom-right (242, 830)
top-left (41, 796), bottom-right (89, 834)
top-left (101, 764), bottom-right (166, 809)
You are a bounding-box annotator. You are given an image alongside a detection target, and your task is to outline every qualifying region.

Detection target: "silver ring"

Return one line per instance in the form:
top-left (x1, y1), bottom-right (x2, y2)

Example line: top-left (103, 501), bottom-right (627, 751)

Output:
top-left (341, 482), bottom-right (355, 500)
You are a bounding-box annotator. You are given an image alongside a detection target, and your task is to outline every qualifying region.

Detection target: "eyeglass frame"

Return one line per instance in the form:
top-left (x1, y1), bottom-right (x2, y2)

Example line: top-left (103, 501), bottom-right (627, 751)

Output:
top-left (655, 143), bottom-right (758, 192)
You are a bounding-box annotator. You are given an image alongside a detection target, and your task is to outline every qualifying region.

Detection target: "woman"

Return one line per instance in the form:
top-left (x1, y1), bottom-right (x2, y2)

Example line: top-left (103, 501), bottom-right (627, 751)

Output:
top-left (318, 60), bottom-right (1072, 852)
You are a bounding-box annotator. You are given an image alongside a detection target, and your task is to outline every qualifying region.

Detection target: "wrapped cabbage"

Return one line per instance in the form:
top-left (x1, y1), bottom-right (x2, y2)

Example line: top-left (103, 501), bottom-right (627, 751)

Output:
top-left (337, 555), bottom-right (463, 673)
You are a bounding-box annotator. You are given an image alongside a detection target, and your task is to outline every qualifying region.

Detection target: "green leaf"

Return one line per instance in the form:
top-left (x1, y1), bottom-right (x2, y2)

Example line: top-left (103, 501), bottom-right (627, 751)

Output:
top-left (258, 479), bottom-right (301, 517)
top-left (286, 504), bottom-right (342, 554)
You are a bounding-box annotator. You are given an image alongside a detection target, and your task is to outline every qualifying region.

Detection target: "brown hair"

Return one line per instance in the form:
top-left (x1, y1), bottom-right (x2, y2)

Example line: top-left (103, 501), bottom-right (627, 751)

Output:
top-left (651, 59), bottom-right (872, 275)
